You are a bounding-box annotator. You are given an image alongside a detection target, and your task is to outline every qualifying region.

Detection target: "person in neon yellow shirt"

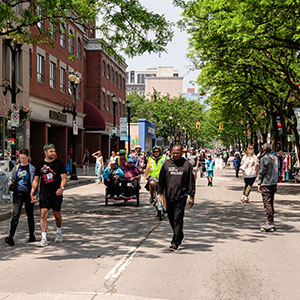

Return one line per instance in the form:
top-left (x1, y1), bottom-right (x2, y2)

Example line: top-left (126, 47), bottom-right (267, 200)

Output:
top-left (144, 146), bottom-right (166, 204)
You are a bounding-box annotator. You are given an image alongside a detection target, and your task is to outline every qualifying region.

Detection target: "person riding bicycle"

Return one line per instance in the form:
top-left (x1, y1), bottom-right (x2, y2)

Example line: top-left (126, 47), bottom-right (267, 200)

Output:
top-left (144, 146), bottom-right (166, 204)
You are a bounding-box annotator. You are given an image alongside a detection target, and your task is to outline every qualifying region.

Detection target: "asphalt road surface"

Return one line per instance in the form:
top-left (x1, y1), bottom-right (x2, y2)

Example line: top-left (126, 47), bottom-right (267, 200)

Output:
top-left (1, 168), bottom-right (300, 300)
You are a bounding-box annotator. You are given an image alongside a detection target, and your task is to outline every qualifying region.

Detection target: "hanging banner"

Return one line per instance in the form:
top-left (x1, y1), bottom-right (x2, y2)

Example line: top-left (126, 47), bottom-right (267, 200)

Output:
top-left (73, 120), bottom-right (78, 135)
top-left (120, 117), bottom-right (127, 141)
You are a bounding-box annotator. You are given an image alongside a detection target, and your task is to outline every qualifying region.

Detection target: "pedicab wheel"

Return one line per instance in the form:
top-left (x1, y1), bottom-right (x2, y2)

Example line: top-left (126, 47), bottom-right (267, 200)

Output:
top-left (105, 198), bottom-right (108, 206)
top-left (136, 193), bottom-right (140, 207)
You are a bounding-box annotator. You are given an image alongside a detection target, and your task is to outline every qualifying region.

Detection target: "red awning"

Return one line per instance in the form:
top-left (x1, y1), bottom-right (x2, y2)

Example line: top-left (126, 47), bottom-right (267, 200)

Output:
top-left (84, 100), bottom-right (106, 130)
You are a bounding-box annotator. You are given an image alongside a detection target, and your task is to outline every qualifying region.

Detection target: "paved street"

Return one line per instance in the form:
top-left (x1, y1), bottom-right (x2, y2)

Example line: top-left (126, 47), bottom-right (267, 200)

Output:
top-left (1, 168), bottom-right (300, 300)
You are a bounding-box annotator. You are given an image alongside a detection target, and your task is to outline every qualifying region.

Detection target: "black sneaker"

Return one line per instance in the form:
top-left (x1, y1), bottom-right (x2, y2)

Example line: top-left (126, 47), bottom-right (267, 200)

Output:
top-left (207, 182), bottom-right (210, 186)
top-left (5, 236), bottom-right (15, 246)
top-left (28, 235), bottom-right (36, 243)
top-left (169, 242), bottom-right (178, 251)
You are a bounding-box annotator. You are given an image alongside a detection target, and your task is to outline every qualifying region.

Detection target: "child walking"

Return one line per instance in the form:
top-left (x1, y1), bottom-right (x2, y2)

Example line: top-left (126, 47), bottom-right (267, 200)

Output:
top-left (205, 153), bottom-right (215, 187)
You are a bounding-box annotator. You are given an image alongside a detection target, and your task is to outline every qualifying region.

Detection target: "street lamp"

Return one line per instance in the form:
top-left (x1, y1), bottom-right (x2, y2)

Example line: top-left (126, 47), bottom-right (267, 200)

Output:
top-left (67, 71), bottom-right (80, 180)
top-left (111, 95), bottom-right (118, 152)
top-left (126, 100), bottom-right (131, 155)
top-left (2, 32), bottom-right (23, 168)
top-left (169, 116), bottom-right (173, 148)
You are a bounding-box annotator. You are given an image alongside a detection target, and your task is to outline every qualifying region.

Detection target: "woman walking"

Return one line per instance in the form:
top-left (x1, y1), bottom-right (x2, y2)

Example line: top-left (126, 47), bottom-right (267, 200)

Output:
top-left (233, 152), bottom-right (241, 178)
top-left (240, 145), bottom-right (259, 203)
top-left (5, 149), bottom-right (36, 246)
top-left (92, 150), bottom-right (104, 183)
top-left (82, 148), bottom-right (90, 175)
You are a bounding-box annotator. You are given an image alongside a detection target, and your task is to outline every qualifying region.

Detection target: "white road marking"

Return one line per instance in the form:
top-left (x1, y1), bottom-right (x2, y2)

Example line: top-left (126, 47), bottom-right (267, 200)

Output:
top-left (104, 247), bottom-right (139, 281)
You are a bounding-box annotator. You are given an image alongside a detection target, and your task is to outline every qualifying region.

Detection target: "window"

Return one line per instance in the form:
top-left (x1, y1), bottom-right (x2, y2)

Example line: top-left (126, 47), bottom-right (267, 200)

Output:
top-left (60, 67), bottom-right (66, 93)
top-left (29, 49), bottom-right (32, 80)
top-left (60, 24), bottom-right (66, 48)
top-left (115, 71), bottom-right (118, 86)
top-left (119, 102), bottom-right (121, 116)
top-left (50, 62), bottom-right (56, 89)
top-left (37, 54), bottom-right (44, 83)
top-left (130, 71), bottom-right (135, 83)
top-left (102, 92), bottom-right (105, 110)
top-left (37, 6), bottom-right (44, 32)
top-left (123, 103), bottom-right (125, 117)
top-left (119, 74), bottom-right (122, 89)
top-left (16, 50), bottom-right (22, 85)
top-left (126, 72), bottom-right (129, 83)
top-left (123, 78), bottom-right (125, 91)
top-left (137, 74), bottom-right (145, 84)
top-left (107, 63), bottom-right (110, 79)
top-left (68, 30), bottom-right (74, 53)
top-left (107, 94), bottom-right (110, 111)
top-left (111, 67), bottom-right (114, 83)
top-left (2, 43), bottom-right (9, 80)
top-left (102, 60), bottom-right (105, 77)
top-left (77, 38), bottom-right (81, 59)
top-left (77, 83), bottom-right (81, 99)
top-left (173, 73), bottom-right (179, 77)
top-left (50, 22), bottom-right (55, 40)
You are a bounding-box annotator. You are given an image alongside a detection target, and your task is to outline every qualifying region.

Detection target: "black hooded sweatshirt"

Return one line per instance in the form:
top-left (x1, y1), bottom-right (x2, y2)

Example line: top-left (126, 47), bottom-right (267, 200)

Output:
top-left (158, 157), bottom-right (195, 201)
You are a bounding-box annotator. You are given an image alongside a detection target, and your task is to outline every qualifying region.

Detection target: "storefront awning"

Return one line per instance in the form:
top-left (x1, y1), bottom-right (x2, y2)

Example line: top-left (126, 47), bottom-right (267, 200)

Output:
top-left (84, 100), bottom-right (106, 130)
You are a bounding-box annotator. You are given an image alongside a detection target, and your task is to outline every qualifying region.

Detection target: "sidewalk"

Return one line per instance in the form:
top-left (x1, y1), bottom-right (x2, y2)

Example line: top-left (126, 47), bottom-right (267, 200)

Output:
top-left (0, 165), bottom-right (97, 222)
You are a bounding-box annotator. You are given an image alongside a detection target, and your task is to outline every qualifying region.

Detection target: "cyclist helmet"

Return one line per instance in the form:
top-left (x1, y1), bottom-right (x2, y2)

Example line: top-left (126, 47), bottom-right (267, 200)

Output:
top-left (152, 146), bottom-right (162, 154)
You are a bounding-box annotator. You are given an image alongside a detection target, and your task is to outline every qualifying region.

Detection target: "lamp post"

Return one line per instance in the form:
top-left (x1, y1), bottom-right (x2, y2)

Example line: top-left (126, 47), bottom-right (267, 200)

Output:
top-left (182, 126), bottom-right (186, 146)
top-left (169, 115), bottom-right (173, 149)
top-left (2, 34), bottom-right (23, 167)
top-left (112, 95), bottom-right (118, 152)
top-left (67, 72), bottom-right (80, 180)
top-left (126, 100), bottom-right (131, 155)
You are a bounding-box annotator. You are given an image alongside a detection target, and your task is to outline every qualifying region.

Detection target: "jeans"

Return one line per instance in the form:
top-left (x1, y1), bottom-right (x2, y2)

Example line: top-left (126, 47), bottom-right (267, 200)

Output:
top-left (9, 191), bottom-right (35, 237)
top-left (261, 185), bottom-right (277, 224)
top-left (235, 166), bottom-right (240, 177)
top-left (243, 177), bottom-right (256, 197)
top-left (167, 198), bottom-right (187, 245)
top-left (95, 164), bottom-right (103, 183)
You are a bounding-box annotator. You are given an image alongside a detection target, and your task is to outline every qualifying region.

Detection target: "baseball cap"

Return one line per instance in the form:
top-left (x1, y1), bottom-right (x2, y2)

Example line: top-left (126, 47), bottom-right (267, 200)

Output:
top-left (110, 159), bottom-right (116, 165)
top-left (43, 144), bottom-right (55, 151)
top-left (135, 145), bottom-right (141, 149)
top-left (127, 157), bottom-right (135, 163)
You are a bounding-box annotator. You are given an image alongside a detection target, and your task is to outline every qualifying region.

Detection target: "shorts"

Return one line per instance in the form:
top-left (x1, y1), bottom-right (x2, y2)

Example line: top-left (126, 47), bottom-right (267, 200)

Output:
top-left (148, 176), bottom-right (159, 183)
top-left (40, 195), bottom-right (63, 212)
top-left (206, 171), bottom-right (214, 178)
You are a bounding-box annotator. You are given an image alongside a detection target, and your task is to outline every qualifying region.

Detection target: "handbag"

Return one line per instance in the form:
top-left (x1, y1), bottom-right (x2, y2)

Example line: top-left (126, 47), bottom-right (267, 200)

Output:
top-left (8, 165), bottom-right (19, 192)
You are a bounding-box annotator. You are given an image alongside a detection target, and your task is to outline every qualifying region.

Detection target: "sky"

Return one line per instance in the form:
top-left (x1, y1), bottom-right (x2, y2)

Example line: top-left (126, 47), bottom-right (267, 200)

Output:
top-left (125, 0), bottom-right (200, 92)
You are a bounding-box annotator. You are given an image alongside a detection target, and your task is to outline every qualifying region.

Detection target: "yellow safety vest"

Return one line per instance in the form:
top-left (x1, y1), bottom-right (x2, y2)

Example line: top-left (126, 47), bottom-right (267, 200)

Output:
top-left (148, 156), bottom-right (166, 178)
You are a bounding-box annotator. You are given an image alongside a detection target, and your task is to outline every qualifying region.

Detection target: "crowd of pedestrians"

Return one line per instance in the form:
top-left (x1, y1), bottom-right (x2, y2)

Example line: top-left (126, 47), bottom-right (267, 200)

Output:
top-left (4, 141), bottom-right (293, 249)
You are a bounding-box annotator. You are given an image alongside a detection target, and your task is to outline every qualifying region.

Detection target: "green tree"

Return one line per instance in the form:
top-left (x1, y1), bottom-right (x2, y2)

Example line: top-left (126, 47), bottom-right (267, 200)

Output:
top-left (0, 0), bottom-right (173, 56)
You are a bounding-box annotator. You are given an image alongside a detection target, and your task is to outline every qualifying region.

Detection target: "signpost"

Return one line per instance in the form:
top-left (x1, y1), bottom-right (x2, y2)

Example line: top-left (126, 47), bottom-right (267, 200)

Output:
top-left (11, 104), bottom-right (19, 128)
top-left (120, 117), bottom-right (127, 141)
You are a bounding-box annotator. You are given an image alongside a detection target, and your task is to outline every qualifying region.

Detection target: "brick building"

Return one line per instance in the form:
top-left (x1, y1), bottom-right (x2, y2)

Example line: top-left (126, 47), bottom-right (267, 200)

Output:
top-left (85, 39), bottom-right (127, 160)
top-left (29, 22), bottom-right (127, 165)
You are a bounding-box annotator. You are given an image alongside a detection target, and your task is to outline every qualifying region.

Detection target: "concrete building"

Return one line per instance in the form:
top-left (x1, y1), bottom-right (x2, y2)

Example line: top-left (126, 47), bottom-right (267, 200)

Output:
top-left (126, 67), bottom-right (183, 98)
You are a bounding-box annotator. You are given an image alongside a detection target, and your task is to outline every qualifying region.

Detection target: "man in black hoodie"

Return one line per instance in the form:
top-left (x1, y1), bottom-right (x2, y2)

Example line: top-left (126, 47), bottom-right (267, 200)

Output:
top-left (158, 144), bottom-right (195, 251)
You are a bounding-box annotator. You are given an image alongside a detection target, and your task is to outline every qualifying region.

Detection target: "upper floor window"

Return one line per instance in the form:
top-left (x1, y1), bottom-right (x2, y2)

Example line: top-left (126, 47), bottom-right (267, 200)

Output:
top-left (102, 60), bottom-right (106, 77)
top-left (37, 54), bottom-right (44, 84)
top-left (111, 67), bottom-right (114, 83)
top-left (29, 49), bottom-right (32, 80)
top-left (2, 43), bottom-right (9, 80)
top-left (119, 74), bottom-right (122, 89)
top-left (115, 71), bottom-right (118, 86)
top-left (126, 72), bottom-right (129, 84)
top-left (50, 62), bottom-right (56, 89)
top-left (102, 92), bottom-right (105, 110)
top-left (137, 74), bottom-right (145, 84)
top-left (60, 24), bottom-right (66, 48)
top-left (60, 67), bottom-right (66, 93)
top-left (50, 22), bottom-right (56, 40)
top-left (130, 71), bottom-right (135, 83)
top-left (37, 6), bottom-right (44, 32)
top-left (107, 63), bottom-right (110, 80)
top-left (77, 38), bottom-right (81, 59)
top-left (68, 30), bottom-right (74, 53)
top-left (107, 94), bottom-right (110, 111)
top-left (123, 78), bottom-right (125, 91)
top-left (173, 73), bottom-right (179, 77)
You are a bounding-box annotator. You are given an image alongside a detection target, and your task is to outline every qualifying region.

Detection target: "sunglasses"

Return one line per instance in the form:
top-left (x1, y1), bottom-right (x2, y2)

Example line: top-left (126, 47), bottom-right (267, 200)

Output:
top-left (153, 150), bottom-right (160, 153)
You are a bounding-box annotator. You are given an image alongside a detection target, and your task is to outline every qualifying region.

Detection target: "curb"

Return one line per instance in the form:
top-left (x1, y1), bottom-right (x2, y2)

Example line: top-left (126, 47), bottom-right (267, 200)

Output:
top-left (0, 178), bottom-right (95, 223)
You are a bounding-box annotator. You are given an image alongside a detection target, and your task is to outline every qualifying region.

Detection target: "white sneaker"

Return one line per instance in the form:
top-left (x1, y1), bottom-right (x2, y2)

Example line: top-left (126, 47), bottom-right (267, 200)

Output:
top-left (55, 232), bottom-right (63, 243)
top-left (38, 238), bottom-right (48, 247)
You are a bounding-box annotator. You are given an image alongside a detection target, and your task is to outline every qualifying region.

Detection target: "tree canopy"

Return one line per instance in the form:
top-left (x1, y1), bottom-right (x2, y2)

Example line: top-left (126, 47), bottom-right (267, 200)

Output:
top-left (0, 0), bottom-right (173, 57)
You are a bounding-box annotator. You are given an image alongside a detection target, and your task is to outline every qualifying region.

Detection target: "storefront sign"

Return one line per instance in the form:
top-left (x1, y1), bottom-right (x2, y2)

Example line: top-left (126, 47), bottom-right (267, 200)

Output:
top-left (148, 126), bottom-right (155, 135)
top-left (120, 117), bottom-right (127, 141)
top-left (49, 110), bottom-right (67, 123)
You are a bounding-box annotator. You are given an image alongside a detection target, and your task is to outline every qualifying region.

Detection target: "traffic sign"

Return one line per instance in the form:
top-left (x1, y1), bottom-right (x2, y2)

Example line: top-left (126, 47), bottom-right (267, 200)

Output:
top-left (112, 127), bottom-right (117, 135)
top-left (73, 120), bottom-right (78, 135)
top-left (11, 104), bottom-right (19, 112)
top-left (196, 122), bottom-right (200, 130)
top-left (219, 123), bottom-right (223, 130)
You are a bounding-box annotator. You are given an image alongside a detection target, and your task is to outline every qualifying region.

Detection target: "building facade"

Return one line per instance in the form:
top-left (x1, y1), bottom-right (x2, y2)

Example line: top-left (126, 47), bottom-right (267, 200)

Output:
top-left (126, 67), bottom-right (183, 98)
